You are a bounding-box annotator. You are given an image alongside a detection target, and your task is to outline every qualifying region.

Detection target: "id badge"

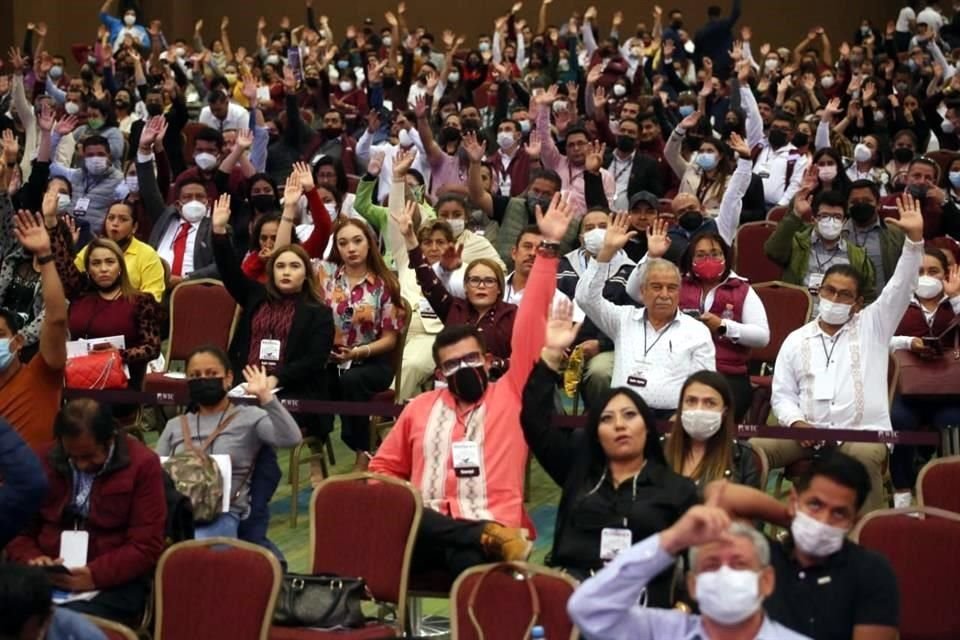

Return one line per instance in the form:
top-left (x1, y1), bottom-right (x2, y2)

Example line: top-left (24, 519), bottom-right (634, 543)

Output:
top-left (59, 530), bottom-right (90, 569)
top-left (259, 339), bottom-right (281, 363)
top-left (418, 297), bottom-right (437, 319)
top-left (813, 367), bottom-right (835, 400)
top-left (600, 528), bottom-right (633, 561)
top-left (73, 197), bottom-right (90, 217)
top-left (627, 373), bottom-right (647, 388)
top-left (451, 440), bottom-right (481, 478)
top-left (807, 272), bottom-right (824, 293)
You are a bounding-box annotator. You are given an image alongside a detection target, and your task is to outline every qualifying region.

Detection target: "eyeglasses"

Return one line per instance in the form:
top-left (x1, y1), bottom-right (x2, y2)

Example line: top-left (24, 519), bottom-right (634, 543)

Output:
top-left (466, 276), bottom-right (498, 289)
top-left (439, 352), bottom-right (484, 377)
top-left (816, 213), bottom-right (844, 222)
top-left (819, 284), bottom-right (857, 304)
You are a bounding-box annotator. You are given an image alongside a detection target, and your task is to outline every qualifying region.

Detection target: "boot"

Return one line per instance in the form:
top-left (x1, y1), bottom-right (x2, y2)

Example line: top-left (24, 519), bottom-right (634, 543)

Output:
top-left (480, 523), bottom-right (532, 561)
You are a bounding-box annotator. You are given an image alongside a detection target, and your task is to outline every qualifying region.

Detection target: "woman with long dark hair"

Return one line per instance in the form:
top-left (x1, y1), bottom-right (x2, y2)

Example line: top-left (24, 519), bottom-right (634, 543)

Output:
top-left (520, 300), bottom-right (697, 604)
top-left (665, 370), bottom-right (760, 488)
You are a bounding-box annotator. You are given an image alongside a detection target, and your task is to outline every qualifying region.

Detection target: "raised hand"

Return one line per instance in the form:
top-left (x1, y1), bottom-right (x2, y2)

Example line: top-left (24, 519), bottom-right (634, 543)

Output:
top-left (390, 200), bottom-right (417, 248)
top-left (592, 84), bottom-right (607, 111)
top-left (889, 192), bottom-right (924, 242)
top-left (461, 130), bottom-right (486, 164)
top-left (282, 173), bottom-right (303, 208)
top-left (54, 115), bottom-right (79, 137)
top-left (727, 132), bottom-right (750, 158)
top-left (659, 491), bottom-right (732, 554)
top-left (292, 161), bottom-right (315, 191)
top-left (63, 215), bottom-right (80, 247)
top-left (679, 109), bottom-right (701, 130)
top-left (944, 264), bottom-right (960, 298)
top-left (439, 243), bottom-right (463, 271)
top-left (194, 19), bottom-right (204, 33)
top-left (13, 211), bottom-right (51, 255)
top-left (741, 25), bottom-right (752, 41)
top-left (534, 83), bottom-right (559, 107)
top-left (524, 137), bottom-right (541, 160)
top-left (586, 63), bottom-right (603, 86)
top-left (823, 97), bottom-right (843, 121)
top-left (235, 128), bottom-right (254, 151)
top-left (242, 73), bottom-right (258, 103)
top-left (2, 129), bottom-right (19, 164)
top-left (392, 147), bottom-right (417, 179)
top-left (535, 192), bottom-right (573, 243)
top-left (424, 69), bottom-right (439, 93)
top-left (282, 66), bottom-right (297, 92)
top-left (798, 163), bottom-right (819, 194)
top-left (645, 218), bottom-right (671, 258)
top-left (212, 193), bottom-right (231, 232)
top-left (242, 364), bottom-right (276, 405)
top-left (602, 212), bottom-right (636, 255)
top-left (413, 95), bottom-right (428, 119)
top-left (221, 16), bottom-right (230, 31)
top-left (367, 150), bottom-right (385, 177)
top-left (8, 47), bottom-right (26, 72)
top-left (544, 297), bottom-right (581, 352)
top-left (584, 140), bottom-right (605, 173)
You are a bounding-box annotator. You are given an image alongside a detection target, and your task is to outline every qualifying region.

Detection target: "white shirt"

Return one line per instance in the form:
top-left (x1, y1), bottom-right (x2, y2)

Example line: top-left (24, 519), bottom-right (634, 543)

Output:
top-left (896, 7), bottom-right (917, 32)
top-left (497, 149), bottom-right (517, 197)
top-left (609, 151), bottom-right (635, 211)
top-left (917, 7), bottom-right (944, 33)
top-left (157, 218), bottom-right (199, 276)
top-left (755, 143), bottom-right (809, 207)
top-left (198, 102), bottom-right (250, 132)
top-left (772, 237), bottom-right (924, 430)
top-left (355, 129), bottom-right (430, 203)
top-left (576, 261), bottom-right (716, 409)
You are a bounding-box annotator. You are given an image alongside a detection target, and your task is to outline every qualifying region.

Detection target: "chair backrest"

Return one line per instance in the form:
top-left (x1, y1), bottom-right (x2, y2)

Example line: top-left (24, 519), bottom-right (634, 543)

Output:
top-left (155, 537), bottom-right (282, 640)
top-left (181, 121), bottom-right (211, 167)
top-left (750, 281), bottom-right (813, 365)
top-left (733, 222), bottom-right (783, 283)
top-left (310, 473), bottom-right (422, 631)
top-left (346, 174), bottom-right (361, 194)
top-left (83, 615), bottom-right (138, 640)
top-left (165, 279), bottom-right (239, 363)
top-left (392, 299), bottom-right (413, 399)
top-left (851, 507), bottom-right (960, 640)
top-left (765, 206), bottom-right (789, 223)
top-left (917, 456), bottom-right (960, 513)
top-left (926, 150), bottom-right (959, 182)
top-left (450, 562), bottom-right (578, 640)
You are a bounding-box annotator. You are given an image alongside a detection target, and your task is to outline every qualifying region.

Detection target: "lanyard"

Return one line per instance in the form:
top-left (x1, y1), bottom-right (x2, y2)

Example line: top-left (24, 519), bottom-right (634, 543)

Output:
top-left (813, 243), bottom-right (842, 272)
top-left (643, 318), bottom-right (673, 359)
top-left (612, 156), bottom-right (632, 181)
top-left (819, 332), bottom-right (842, 368)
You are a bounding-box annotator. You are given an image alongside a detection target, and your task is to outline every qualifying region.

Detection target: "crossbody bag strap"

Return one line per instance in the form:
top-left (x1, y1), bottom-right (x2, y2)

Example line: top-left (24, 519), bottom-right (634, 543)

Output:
top-left (178, 410), bottom-right (240, 456)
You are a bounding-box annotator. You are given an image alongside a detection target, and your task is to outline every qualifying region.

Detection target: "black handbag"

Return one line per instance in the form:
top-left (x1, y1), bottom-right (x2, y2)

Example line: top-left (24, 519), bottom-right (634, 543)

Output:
top-left (272, 573), bottom-right (369, 629)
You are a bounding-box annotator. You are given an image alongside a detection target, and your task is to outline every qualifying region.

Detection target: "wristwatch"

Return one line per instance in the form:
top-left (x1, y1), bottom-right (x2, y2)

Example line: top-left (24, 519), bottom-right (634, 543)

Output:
top-left (537, 240), bottom-right (561, 258)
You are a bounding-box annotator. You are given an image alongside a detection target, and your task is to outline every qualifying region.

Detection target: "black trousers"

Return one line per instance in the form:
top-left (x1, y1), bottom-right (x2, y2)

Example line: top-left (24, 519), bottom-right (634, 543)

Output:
top-left (321, 359), bottom-right (394, 452)
top-left (62, 579), bottom-right (148, 626)
top-left (723, 373), bottom-right (753, 424)
top-left (411, 509), bottom-right (487, 578)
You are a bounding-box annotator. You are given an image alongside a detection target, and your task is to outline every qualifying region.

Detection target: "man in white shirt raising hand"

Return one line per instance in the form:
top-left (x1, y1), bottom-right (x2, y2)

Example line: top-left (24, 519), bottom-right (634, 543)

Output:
top-left (752, 192), bottom-right (925, 514)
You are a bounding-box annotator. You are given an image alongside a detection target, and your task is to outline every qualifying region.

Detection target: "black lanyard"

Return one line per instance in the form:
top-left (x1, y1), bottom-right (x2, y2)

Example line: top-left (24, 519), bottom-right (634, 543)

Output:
top-left (643, 319), bottom-right (673, 359)
top-left (813, 243), bottom-right (842, 272)
top-left (819, 333), bottom-right (842, 368)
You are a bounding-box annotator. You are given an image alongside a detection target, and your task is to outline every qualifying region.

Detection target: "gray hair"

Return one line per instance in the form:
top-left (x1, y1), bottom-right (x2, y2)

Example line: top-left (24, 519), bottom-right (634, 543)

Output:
top-left (636, 257), bottom-right (681, 290)
top-left (688, 522), bottom-right (771, 571)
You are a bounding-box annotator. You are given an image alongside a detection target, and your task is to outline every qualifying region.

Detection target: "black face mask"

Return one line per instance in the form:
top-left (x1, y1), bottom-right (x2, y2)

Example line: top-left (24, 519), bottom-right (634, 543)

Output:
top-left (526, 194), bottom-right (551, 216)
top-left (893, 147), bottom-right (915, 164)
top-left (250, 194), bottom-right (276, 212)
top-left (146, 103), bottom-right (164, 117)
top-left (322, 127), bottom-right (343, 139)
top-left (382, 77), bottom-right (397, 89)
top-left (305, 77), bottom-right (320, 88)
top-left (768, 129), bottom-right (789, 150)
top-left (188, 377), bottom-right (227, 406)
top-left (447, 365), bottom-right (488, 403)
top-left (462, 118), bottom-right (482, 131)
top-left (908, 184), bottom-right (929, 200)
top-left (671, 19), bottom-right (684, 30)
top-left (848, 203), bottom-right (876, 225)
top-left (792, 132), bottom-right (809, 148)
top-left (440, 127), bottom-right (462, 145)
top-left (678, 210), bottom-right (704, 232)
top-left (616, 135), bottom-right (637, 153)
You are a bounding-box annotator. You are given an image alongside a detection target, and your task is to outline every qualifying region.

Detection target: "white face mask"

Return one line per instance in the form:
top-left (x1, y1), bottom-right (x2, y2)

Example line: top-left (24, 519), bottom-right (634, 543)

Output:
top-left (943, 120), bottom-right (956, 135)
top-left (820, 76), bottom-right (835, 89)
top-left (791, 508), bottom-right (848, 557)
top-left (853, 143), bottom-right (873, 163)
top-left (497, 131), bottom-right (517, 151)
top-left (339, 80), bottom-right (354, 93)
top-left (916, 274), bottom-right (944, 299)
top-left (447, 218), bottom-right (465, 237)
top-left (125, 176), bottom-right (139, 193)
top-left (582, 228), bottom-right (606, 255)
top-left (64, 101), bottom-right (80, 115)
top-left (818, 165), bottom-right (838, 182)
top-left (681, 409), bottom-right (724, 441)
top-left (194, 152), bottom-right (218, 171)
top-left (695, 566), bottom-right (763, 625)
top-left (612, 84), bottom-right (627, 97)
top-left (57, 193), bottom-right (72, 213)
top-left (180, 200), bottom-right (207, 223)
top-left (764, 58), bottom-right (780, 71)
top-left (175, 47), bottom-right (187, 59)
top-left (816, 217), bottom-right (843, 241)
top-left (818, 297), bottom-right (852, 325)
top-left (123, 14), bottom-right (136, 26)
top-left (85, 156), bottom-right (109, 175)
top-left (448, 72), bottom-right (460, 83)
top-left (398, 128), bottom-right (414, 148)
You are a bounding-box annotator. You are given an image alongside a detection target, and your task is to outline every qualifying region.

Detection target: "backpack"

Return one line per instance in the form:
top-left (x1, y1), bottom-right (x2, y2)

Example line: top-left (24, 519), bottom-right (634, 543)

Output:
top-left (162, 411), bottom-right (238, 524)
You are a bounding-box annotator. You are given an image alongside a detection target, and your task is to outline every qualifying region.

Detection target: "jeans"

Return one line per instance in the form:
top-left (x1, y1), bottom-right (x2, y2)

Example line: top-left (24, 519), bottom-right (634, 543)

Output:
top-left (194, 512), bottom-right (240, 539)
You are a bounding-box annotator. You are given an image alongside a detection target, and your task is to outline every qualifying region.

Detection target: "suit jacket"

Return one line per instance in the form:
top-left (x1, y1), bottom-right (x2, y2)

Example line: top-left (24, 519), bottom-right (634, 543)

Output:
top-left (603, 149), bottom-right (664, 198)
top-left (137, 156), bottom-right (219, 280)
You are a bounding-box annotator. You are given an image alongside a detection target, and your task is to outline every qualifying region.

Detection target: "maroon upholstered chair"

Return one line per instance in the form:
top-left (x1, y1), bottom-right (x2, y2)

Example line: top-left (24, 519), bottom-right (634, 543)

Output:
top-left (917, 456), bottom-right (960, 514)
top-left (155, 538), bottom-right (282, 640)
top-left (733, 222), bottom-right (783, 284)
top-left (852, 507), bottom-right (960, 640)
top-left (83, 615), bottom-right (138, 640)
top-left (269, 473), bottom-right (422, 639)
top-left (451, 562), bottom-right (578, 640)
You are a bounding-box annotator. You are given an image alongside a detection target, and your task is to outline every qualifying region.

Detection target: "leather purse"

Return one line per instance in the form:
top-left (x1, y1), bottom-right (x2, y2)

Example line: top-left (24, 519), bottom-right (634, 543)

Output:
top-left (272, 573), bottom-right (369, 629)
top-left (894, 319), bottom-right (960, 397)
top-left (65, 350), bottom-right (129, 390)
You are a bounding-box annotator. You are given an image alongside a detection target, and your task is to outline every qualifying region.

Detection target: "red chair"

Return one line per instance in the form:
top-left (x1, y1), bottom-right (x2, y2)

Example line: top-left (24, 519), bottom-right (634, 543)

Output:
top-left (747, 282), bottom-right (812, 424)
top-left (733, 222), bottom-right (782, 284)
top-left (346, 174), bottom-right (361, 194)
top-left (142, 279), bottom-right (238, 400)
top-left (851, 507), bottom-right (960, 640)
top-left (83, 615), bottom-right (138, 640)
top-left (765, 206), bottom-right (789, 222)
top-left (155, 538), bottom-right (282, 640)
top-left (926, 150), bottom-right (959, 184)
top-left (270, 473), bottom-right (423, 639)
top-left (182, 121), bottom-right (212, 167)
top-left (917, 456), bottom-right (960, 513)
top-left (450, 562), bottom-right (578, 640)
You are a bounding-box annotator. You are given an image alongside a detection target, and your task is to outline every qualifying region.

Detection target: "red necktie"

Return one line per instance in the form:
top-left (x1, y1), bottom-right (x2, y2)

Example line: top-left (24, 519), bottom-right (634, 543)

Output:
top-left (171, 221), bottom-right (191, 277)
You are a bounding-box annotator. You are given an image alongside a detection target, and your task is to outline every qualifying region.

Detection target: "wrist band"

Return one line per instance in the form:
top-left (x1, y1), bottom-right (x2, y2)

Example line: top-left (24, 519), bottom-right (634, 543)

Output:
top-left (36, 254), bottom-right (55, 265)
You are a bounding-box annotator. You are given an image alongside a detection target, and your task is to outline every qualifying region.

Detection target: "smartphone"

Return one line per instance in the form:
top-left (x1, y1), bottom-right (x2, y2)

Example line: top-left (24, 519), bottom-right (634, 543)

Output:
top-left (287, 47), bottom-right (303, 83)
top-left (682, 309), bottom-right (702, 320)
top-left (42, 565), bottom-right (73, 575)
top-left (922, 336), bottom-right (944, 356)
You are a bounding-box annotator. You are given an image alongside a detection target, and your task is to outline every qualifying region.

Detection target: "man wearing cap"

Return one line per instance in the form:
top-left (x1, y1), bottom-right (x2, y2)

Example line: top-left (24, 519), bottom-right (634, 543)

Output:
top-left (621, 191), bottom-right (686, 263)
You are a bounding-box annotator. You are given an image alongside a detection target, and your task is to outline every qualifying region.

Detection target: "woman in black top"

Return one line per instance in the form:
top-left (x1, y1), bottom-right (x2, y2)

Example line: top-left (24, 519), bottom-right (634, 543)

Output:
top-left (520, 300), bottom-right (697, 605)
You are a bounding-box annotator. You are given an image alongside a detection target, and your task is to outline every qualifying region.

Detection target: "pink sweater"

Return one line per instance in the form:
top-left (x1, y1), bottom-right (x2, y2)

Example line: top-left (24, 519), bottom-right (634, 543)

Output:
top-left (370, 254), bottom-right (558, 527)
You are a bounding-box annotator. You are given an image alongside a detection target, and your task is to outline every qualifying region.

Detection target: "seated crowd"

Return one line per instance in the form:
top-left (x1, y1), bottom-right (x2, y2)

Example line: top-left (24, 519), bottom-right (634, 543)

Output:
top-left (2, 0), bottom-right (959, 638)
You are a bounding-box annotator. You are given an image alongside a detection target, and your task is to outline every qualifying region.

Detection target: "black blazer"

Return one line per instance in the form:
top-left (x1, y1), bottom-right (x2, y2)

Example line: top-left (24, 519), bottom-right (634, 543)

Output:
top-left (211, 233), bottom-right (334, 405)
top-left (603, 150), bottom-right (664, 198)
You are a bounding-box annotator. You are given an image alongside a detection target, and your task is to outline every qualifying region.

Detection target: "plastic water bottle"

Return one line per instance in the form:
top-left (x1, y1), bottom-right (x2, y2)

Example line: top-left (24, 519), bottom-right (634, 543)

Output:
top-left (531, 625), bottom-right (547, 639)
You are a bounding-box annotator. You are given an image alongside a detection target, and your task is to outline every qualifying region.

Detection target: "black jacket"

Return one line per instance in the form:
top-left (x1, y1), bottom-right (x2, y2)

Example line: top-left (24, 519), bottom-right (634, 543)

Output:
top-left (212, 233), bottom-right (334, 407)
top-left (603, 149), bottom-right (664, 198)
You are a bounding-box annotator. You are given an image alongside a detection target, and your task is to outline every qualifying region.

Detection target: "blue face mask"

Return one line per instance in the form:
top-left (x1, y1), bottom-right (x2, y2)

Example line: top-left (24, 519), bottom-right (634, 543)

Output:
top-left (950, 171), bottom-right (960, 189)
top-left (695, 152), bottom-right (718, 171)
top-left (337, 60), bottom-right (350, 70)
top-left (678, 104), bottom-right (695, 117)
top-left (0, 338), bottom-right (15, 372)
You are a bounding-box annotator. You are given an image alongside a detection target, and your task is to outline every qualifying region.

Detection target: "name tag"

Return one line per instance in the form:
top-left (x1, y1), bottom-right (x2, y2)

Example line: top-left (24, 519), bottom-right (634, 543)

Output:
top-left (259, 339), bottom-right (281, 363)
top-left (807, 272), bottom-right (824, 293)
top-left (627, 375), bottom-right (647, 388)
top-left (60, 530), bottom-right (90, 569)
top-left (419, 298), bottom-right (437, 319)
top-left (452, 440), bottom-right (481, 478)
top-left (600, 528), bottom-right (633, 561)
top-left (813, 367), bottom-right (836, 400)
top-left (73, 197), bottom-right (91, 216)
